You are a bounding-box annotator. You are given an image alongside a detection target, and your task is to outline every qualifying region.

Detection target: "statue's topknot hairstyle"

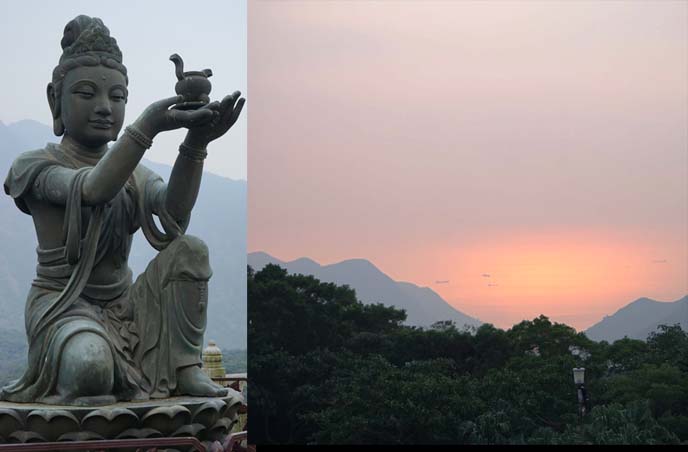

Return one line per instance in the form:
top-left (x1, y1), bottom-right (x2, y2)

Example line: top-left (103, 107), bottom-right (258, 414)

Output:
top-left (59, 15), bottom-right (123, 64)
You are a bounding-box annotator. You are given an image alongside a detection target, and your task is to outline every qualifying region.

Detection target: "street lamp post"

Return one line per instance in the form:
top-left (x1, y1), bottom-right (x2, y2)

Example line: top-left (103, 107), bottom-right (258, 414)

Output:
top-left (572, 367), bottom-right (588, 421)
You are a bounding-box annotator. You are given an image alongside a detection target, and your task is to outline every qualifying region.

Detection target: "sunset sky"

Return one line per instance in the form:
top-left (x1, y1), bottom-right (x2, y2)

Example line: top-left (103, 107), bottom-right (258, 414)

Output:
top-left (248, 0), bottom-right (687, 330)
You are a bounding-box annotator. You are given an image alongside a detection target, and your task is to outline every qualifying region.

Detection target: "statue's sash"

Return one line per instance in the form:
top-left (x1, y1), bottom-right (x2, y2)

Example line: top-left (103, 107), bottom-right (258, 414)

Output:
top-left (34, 168), bottom-right (105, 337)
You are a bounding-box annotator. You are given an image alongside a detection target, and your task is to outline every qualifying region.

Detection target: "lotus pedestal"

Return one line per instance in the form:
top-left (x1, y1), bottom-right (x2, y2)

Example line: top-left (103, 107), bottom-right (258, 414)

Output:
top-left (0, 390), bottom-right (242, 449)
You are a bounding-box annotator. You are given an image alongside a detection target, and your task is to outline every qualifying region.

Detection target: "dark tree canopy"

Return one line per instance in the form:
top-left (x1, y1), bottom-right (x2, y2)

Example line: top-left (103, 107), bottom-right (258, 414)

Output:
top-left (248, 264), bottom-right (687, 445)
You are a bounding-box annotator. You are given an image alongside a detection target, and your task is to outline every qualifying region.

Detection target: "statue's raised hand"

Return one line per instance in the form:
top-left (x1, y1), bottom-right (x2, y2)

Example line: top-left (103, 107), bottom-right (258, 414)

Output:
top-left (184, 91), bottom-right (245, 148)
top-left (134, 95), bottom-right (215, 139)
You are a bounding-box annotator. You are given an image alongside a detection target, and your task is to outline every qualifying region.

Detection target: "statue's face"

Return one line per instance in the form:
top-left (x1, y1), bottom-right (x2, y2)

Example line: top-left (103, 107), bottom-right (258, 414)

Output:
top-left (60, 65), bottom-right (127, 148)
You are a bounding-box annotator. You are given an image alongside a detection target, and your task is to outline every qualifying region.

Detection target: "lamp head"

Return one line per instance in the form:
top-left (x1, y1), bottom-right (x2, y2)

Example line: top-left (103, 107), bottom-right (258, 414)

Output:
top-left (573, 367), bottom-right (585, 385)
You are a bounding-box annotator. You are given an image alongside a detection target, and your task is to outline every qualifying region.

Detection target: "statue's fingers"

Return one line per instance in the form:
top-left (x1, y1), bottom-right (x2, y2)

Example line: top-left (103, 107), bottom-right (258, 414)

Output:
top-left (204, 100), bottom-right (221, 112)
top-left (167, 108), bottom-right (211, 129)
top-left (197, 102), bottom-right (221, 125)
top-left (231, 91), bottom-right (242, 108)
top-left (229, 97), bottom-right (246, 124)
top-left (166, 109), bottom-right (182, 128)
top-left (219, 98), bottom-right (235, 124)
top-left (220, 93), bottom-right (238, 112)
top-left (154, 95), bottom-right (184, 111)
top-left (183, 108), bottom-right (215, 126)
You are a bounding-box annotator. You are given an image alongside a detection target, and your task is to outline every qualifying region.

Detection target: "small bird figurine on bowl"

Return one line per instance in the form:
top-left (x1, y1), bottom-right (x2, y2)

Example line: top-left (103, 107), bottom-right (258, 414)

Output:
top-left (170, 53), bottom-right (213, 110)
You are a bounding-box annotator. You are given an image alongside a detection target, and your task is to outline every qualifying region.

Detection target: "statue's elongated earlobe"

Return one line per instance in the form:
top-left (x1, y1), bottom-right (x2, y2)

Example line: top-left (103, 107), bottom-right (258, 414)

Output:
top-left (53, 117), bottom-right (64, 137)
top-left (47, 83), bottom-right (64, 136)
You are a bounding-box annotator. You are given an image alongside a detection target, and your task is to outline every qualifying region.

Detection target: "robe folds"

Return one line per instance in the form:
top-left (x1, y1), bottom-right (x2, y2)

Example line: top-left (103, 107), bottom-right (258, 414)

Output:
top-left (0, 143), bottom-right (211, 403)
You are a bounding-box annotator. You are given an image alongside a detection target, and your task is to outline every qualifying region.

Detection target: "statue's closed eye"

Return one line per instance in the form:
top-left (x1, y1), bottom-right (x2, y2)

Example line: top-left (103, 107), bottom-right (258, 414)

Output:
top-left (110, 89), bottom-right (126, 102)
top-left (74, 88), bottom-right (94, 98)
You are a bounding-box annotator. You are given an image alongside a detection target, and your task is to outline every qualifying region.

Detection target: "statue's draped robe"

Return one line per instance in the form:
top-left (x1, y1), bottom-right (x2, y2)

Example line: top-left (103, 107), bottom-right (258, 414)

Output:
top-left (0, 143), bottom-right (211, 403)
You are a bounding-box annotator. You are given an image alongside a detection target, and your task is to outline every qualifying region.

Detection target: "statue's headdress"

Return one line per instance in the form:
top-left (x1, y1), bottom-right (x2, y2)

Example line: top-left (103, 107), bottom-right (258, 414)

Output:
top-left (59, 15), bottom-right (123, 64)
top-left (49, 15), bottom-right (128, 136)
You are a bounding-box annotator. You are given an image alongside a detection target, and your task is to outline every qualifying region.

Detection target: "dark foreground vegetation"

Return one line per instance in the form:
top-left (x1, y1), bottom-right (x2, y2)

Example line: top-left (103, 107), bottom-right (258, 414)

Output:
top-left (248, 264), bottom-right (688, 445)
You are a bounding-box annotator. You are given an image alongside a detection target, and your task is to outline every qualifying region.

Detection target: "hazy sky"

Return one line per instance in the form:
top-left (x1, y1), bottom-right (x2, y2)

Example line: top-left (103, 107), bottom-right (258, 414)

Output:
top-left (248, 0), bottom-right (688, 330)
top-left (0, 0), bottom-right (246, 180)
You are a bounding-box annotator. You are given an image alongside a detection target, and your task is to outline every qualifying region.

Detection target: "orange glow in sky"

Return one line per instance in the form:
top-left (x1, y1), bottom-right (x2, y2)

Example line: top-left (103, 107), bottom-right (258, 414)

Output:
top-left (407, 228), bottom-right (687, 329)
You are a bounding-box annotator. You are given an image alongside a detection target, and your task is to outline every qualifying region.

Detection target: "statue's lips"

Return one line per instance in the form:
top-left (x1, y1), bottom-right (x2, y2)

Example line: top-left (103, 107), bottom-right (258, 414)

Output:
top-left (89, 120), bottom-right (114, 129)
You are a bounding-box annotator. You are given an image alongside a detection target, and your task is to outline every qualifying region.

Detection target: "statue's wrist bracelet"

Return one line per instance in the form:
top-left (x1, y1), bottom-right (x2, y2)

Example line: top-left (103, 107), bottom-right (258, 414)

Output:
top-left (179, 142), bottom-right (208, 161)
top-left (124, 125), bottom-right (154, 149)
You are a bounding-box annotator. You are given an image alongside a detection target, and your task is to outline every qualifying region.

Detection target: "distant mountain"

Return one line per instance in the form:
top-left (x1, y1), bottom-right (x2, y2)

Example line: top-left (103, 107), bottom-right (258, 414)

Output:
top-left (248, 251), bottom-right (482, 329)
top-left (585, 296), bottom-right (688, 342)
top-left (0, 119), bottom-right (246, 349)
top-left (0, 119), bottom-right (56, 174)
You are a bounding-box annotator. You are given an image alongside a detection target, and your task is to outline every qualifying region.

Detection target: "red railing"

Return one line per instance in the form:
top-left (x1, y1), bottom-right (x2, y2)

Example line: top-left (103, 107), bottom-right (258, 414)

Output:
top-left (0, 431), bottom-right (250, 452)
top-left (0, 436), bottom-right (206, 451)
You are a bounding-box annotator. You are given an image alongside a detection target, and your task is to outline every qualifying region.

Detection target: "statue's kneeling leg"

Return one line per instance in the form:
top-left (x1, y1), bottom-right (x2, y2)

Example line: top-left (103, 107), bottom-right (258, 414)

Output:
top-left (135, 234), bottom-right (228, 398)
top-left (166, 236), bottom-right (227, 397)
top-left (171, 278), bottom-right (228, 397)
top-left (54, 332), bottom-right (116, 405)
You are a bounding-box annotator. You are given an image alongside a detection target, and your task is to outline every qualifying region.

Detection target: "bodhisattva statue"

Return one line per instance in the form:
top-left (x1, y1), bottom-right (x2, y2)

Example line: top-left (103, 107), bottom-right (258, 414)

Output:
top-left (0, 15), bottom-right (244, 406)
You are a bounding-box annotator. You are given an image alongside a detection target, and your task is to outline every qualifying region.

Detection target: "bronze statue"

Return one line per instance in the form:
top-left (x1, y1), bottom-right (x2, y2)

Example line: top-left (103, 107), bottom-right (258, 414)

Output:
top-left (0, 15), bottom-right (244, 406)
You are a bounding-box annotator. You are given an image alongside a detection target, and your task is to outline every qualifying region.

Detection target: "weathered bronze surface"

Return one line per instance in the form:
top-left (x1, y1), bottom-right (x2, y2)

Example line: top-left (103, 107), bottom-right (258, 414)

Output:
top-left (0, 15), bottom-right (245, 406)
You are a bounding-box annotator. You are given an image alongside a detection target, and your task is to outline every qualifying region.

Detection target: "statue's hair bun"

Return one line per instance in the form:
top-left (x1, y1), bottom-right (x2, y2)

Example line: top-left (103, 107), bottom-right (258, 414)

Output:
top-left (59, 15), bottom-right (122, 63)
top-left (61, 15), bottom-right (107, 50)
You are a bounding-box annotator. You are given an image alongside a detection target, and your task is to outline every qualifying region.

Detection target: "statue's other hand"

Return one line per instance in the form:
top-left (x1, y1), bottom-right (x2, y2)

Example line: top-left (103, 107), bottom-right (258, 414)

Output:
top-left (134, 95), bottom-right (216, 139)
top-left (185, 91), bottom-right (245, 148)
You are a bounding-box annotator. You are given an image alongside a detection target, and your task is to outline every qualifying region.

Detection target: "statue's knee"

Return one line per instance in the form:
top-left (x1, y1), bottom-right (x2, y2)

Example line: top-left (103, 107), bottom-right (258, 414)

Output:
top-left (58, 332), bottom-right (114, 397)
top-left (168, 235), bottom-right (209, 262)
top-left (167, 235), bottom-right (212, 281)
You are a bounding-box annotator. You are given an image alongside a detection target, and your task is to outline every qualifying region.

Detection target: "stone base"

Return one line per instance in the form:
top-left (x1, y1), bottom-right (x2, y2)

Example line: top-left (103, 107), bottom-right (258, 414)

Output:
top-left (0, 390), bottom-right (243, 446)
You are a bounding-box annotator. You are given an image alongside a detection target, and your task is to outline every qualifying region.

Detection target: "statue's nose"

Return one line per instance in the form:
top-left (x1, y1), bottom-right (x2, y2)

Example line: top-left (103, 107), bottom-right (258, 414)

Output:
top-left (94, 102), bottom-right (112, 116)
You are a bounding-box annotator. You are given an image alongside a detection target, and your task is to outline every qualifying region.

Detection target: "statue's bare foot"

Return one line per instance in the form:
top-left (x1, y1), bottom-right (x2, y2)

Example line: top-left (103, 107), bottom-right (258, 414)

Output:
top-left (177, 365), bottom-right (228, 397)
